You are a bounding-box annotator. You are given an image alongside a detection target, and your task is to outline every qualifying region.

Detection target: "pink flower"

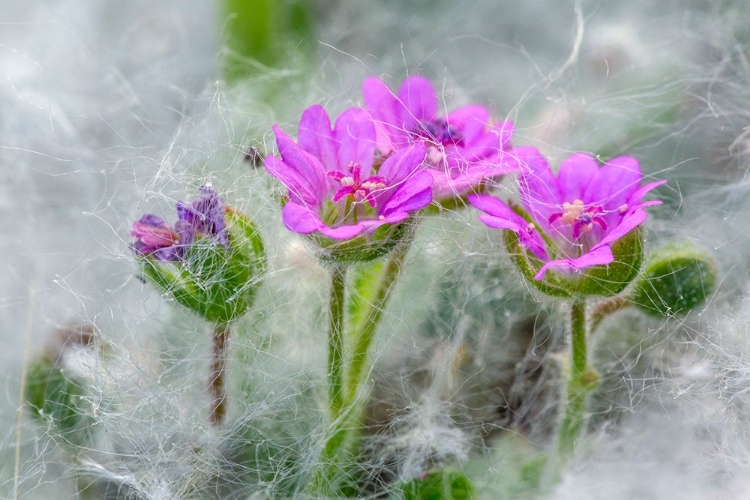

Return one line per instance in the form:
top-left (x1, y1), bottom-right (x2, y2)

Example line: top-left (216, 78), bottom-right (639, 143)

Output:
top-left (264, 105), bottom-right (433, 241)
top-left (469, 147), bottom-right (666, 280)
top-left (363, 76), bottom-right (518, 200)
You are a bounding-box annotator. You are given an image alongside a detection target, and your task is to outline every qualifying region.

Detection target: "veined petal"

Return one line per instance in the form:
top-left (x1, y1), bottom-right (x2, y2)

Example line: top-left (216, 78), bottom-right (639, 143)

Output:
top-left (468, 193), bottom-right (518, 222)
top-left (333, 107), bottom-right (376, 175)
top-left (272, 125), bottom-right (327, 200)
top-left (319, 222), bottom-right (368, 239)
top-left (396, 76), bottom-right (437, 128)
top-left (378, 142), bottom-right (427, 184)
top-left (534, 244), bottom-right (614, 280)
top-left (593, 208), bottom-right (648, 249)
top-left (281, 202), bottom-right (324, 234)
top-left (627, 179), bottom-right (668, 209)
top-left (298, 105), bottom-right (337, 172)
top-left (516, 147), bottom-right (560, 225)
top-left (379, 170), bottom-right (433, 216)
top-left (443, 105), bottom-right (490, 143)
top-left (557, 153), bottom-right (599, 202)
top-left (363, 77), bottom-right (398, 153)
top-left (264, 155), bottom-right (319, 207)
top-left (590, 155), bottom-right (642, 209)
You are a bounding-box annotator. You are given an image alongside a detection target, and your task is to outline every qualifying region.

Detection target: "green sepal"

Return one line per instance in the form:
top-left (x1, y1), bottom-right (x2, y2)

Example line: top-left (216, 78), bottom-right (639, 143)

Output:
top-left (139, 209), bottom-right (266, 324)
top-left (26, 357), bottom-right (93, 448)
top-left (314, 216), bottom-right (416, 264)
top-left (503, 227), bottom-right (643, 299)
top-left (394, 470), bottom-right (474, 500)
top-left (630, 242), bottom-right (717, 316)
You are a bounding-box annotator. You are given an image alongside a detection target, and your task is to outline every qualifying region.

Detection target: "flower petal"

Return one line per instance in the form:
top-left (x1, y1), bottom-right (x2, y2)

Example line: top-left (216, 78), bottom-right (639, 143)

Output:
top-left (589, 155), bottom-right (642, 209)
top-left (272, 125), bottom-right (327, 202)
top-left (593, 208), bottom-right (648, 249)
top-left (534, 244), bottom-right (614, 280)
top-left (363, 77), bottom-right (399, 153)
top-left (378, 142), bottom-right (427, 185)
top-left (333, 107), bottom-right (376, 175)
top-left (264, 155), bottom-right (320, 207)
top-left (298, 105), bottom-right (337, 172)
top-left (380, 169), bottom-right (433, 216)
top-left (396, 76), bottom-right (437, 128)
top-left (281, 202), bottom-right (324, 234)
top-left (516, 147), bottom-right (560, 227)
top-left (626, 179), bottom-right (668, 209)
top-left (443, 105), bottom-right (490, 143)
top-left (557, 153), bottom-right (600, 203)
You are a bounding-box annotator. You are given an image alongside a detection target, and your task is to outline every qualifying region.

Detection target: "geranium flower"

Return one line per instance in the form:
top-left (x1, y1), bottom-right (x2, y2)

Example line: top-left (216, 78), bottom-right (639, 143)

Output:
top-left (131, 186), bottom-right (228, 261)
top-left (363, 75), bottom-right (517, 200)
top-left (469, 147), bottom-right (666, 282)
top-left (264, 105), bottom-right (432, 243)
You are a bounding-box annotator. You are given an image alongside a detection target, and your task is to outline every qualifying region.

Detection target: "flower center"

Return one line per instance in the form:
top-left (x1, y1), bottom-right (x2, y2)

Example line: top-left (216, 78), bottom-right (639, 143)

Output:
top-left (328, 162), bottom-right (388, 207)
top-left (549, 199), bottom-right (608, 240)
top-left (415, 119), bottom-right (464, 146)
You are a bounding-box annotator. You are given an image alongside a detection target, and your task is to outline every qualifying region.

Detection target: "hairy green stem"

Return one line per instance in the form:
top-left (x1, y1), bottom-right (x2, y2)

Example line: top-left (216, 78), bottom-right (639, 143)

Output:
top-left (328, 265), bottom-right (347, 419)
top-left (346, 243), bottom-right (409, 403)
top-left (590, 295), bottom-right (629, 334)
top-left (557, 299), bottom-right (598, 458)
top-left (209, 322), bottom-right (230, 426)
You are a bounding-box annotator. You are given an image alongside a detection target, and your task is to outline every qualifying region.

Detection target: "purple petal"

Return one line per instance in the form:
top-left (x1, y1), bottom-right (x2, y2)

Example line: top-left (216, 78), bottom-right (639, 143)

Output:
top-left (298, 105), bottom-right (337, 172)
top-left (378, 142), bottom-right (427, 185)
top-left (468, 193), bottom-right (519, 222)
top-left (264, 155), bottom-right (320, 207)
top-left (515, 147), bottom-right (560, 226)
top-left (557, 153), bottom-right (600, 203)
top-left (333, 107), bottom-right (376, 175)
top-left (534, 245), bottom-right (615, 280)
top-left (443, 105), bottom-right (490, 143)
top-left (319, 223), bottom-right (369, 239)
top-left (363, 77), bottom-right (399, 153)
top-left (396, 76), bottom-right (437, 128)
top-left (586, 156), bottom-right (642, 210)
top-left (281, 202), bottom-right (324, 235)
top-left (379, 169), bottom-right (433, 216)
top-left (593, 208), bottom-right (648, 249)
top-left (271, 125), bottom-right (328, 202)
top-left (626, 179), bottom-right (668, 209)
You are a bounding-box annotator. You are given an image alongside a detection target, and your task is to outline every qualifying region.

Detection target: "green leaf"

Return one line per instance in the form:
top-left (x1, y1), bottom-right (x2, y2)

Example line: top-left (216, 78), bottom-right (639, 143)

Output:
top-left (25, 357), bottom-right (93, 449)
top-left (630, 242), bottom-right (717, 316)
top-left (395, 471), bottom-right (474, 500)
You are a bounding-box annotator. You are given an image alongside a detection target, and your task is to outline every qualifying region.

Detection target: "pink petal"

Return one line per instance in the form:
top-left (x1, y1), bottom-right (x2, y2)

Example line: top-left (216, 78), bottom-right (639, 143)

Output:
top-left (318, 223), bottom-right (368, 239)
top-left (272, 125), bottom-right (327, 201)
top-left (380, 169), bottom-right (433, 216)
top-left (281, 202), bottom-right (324, 234)
top-left (378, 142), bottom-right (427, 185)
top-left (593, 208), bottom-right (648, 249)
top-left (333, 107), bottom-right (376, 175)
top-left (515, 147), bottom-right (560, 227)
top-left (298, 105), bottom-right (337, 172)
top-left (363, 77), bottom-right (398, 153)
top-left (443, 105), bottom-right (490, 143)
top-left (534, 245), bottom-right (614, 280)
top-left (627, 179), bottom-right (667, 209)
top-left (264, 155), bottom-right (319, 207)
top-left (557, 153), bottom-right (600, 203)
top-left (396, 76), bottom-right (437, 128)
top-left (587, 156), bottom-right (642, 209)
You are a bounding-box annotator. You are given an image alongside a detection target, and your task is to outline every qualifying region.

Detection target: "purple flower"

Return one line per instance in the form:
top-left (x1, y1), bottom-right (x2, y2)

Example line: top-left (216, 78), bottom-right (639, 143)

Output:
top-left (131, 186), bottom-right (228, 261)
top-left (264, 105), bottom-right (433, 240)
top-left (469, 147), bottom-right (666, 280)
top-left (363, 76), bottom-right (518, 200)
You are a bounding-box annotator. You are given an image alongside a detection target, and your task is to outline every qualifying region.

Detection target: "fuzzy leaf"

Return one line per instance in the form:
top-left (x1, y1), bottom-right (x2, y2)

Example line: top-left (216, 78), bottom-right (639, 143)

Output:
top-left (25, 357), bottom-right (93, 448)
top-left (630, 242), bottom-right (717, 316)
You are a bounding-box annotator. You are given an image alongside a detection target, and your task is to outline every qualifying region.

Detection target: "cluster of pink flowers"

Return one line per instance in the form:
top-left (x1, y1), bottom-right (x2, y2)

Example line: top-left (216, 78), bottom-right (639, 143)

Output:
top-left (260, 75), bottom-right (664, 278)
top-left (133, 76), bottom-right (664, 281)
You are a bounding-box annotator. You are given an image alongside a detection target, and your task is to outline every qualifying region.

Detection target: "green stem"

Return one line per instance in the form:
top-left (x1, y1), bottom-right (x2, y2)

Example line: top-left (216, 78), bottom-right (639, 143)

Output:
top-left (209, 322), bottom-right (231, 426)
top-left (346, 243), bottom-right (410, 403)
top-left (589, 295), bottom-right (629, 334)
top-left (557, 299), bottom-right (598, 458)
top-left (328, 265), bottom-right (347, 419)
